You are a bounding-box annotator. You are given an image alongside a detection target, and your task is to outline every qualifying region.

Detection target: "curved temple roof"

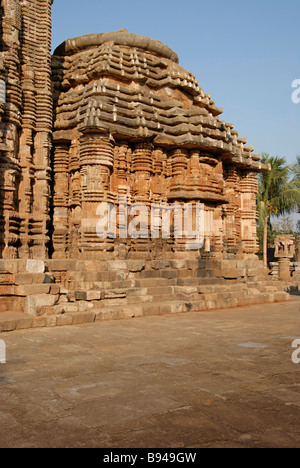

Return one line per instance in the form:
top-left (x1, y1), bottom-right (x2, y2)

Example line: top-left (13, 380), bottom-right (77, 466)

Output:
top-left (54, 29), bottom-right (179, 64)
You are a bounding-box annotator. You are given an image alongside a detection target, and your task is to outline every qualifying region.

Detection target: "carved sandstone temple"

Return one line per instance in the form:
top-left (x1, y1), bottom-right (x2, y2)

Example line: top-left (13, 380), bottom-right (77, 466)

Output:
top-left (0, 1), bottom-right (292, 329)
top-left (0, 0), bottom-right (266, 262)
top-left (51, 30), bottom-right (265, 261)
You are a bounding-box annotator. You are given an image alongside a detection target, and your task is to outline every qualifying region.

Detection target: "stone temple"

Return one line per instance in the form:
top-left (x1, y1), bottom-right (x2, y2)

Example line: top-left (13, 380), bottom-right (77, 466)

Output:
top-left (0, 0), bottom-right (293, 330)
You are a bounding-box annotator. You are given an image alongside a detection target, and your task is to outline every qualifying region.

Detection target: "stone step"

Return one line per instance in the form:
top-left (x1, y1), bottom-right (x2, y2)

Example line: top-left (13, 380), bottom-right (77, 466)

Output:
top-left (0, 289), bottom-right (291, 333)
top-left (25, 293), bottom-right (60, 316)
top-left (197, 284), bottom-right (238, 294)
top-left (61, 271), bottom-right (275, 292)
top-left (71, 277), bottom-right (178, 290)
top-left (14, 273), bottom-right (55, 286)
top-left (0, 297), bottom-right (26, 314)
top-left (134, 278), bottom-right (178, 288)
top-left (71, 280), bottom-right (135, 291)
top-left (0, 273), bottom-right (15, 285)
top-left (21, 284), bottom-right (60, 296)
top-left (146, 286), bottom-right (175, 296)
top-left (0, 285), bottom-right (23, 296)
top-left (67, 271), bottom-right (116, 284)
top-left (0, 284), bottom-right (59, 297)
top-left (248, 279), bottom-right (288, 289)
top-left (69, 287), bottom-right (290, 312)
top-left (259, 286), bottom-right (280, 293)
top-left (149, 293), bottom-right (198, 303)
top-left (0, 312), bottom-right (34, 332)
top-left (179, 276), bottom-right (233, 287)
top-left (0, 260), bottom-right (26, 274)
top-left (59, 277), bottom-right (291, 308)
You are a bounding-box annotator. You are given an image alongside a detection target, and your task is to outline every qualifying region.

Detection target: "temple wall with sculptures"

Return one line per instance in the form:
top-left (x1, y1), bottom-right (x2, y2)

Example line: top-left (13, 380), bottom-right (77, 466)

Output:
top-left (51, 136), bottom-right (259, 260)
top-left (50, 31), bottom-right (264, 261)
top-left (0, 0), bottom-right (297, 331)
top-left (0, 1), bottom-right (266, 263)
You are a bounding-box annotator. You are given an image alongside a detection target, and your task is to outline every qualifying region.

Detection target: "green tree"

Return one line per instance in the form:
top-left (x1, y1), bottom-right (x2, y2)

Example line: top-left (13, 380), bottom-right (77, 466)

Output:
top-left (257, 154), bottom-right (300, 268)
top-left (291, 156), bottom-right (300, 198)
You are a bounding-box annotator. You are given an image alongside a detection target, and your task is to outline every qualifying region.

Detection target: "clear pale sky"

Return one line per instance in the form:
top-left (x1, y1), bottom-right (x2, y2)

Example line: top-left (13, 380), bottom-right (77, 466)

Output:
top-left (52, 0), bottom-right (300, 166)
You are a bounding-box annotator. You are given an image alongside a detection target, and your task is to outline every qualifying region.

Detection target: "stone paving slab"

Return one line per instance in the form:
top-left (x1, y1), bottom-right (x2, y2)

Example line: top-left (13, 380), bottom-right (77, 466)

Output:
top-left (1, 298), bottom-right (300, 448)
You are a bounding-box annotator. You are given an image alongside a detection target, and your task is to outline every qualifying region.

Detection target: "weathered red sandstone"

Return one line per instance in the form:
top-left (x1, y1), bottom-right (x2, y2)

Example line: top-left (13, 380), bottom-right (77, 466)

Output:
top-left (0, 0), bottom-right (53, 259)
top-left (0, 2), bottom-right (295, 329)
top-left (51, 29), bottom-right (266, 260)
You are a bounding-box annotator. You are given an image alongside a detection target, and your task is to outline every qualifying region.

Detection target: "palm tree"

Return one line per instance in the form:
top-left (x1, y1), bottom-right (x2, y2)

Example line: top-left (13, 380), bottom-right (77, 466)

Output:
top-left (291, 156), bottom-right (300, 192)
top-left (292, 156), bottom-right (300, 221)
top-left (257, 154), bottom-right (300, 269)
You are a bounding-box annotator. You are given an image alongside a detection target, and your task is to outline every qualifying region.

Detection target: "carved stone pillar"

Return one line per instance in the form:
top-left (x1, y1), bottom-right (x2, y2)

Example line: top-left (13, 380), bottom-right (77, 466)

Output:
top-left (278, 258), bottom-right (291, 281)
top-left (129, 142), bottom-right (153, 257)
top-left (275, 235), bottom-right (295, 280)
top-left (170, 148), bottom-right (188, 194)
top-left (169, 149), bottom-right (189, 255)
top-left (0, 159), bottom-right (21, 259)
top-left (212, 205), bottom-right (223, 256)
top-left (149, 148), bottom-right (171, 256)
top-left (18, 64), bottom-right (36, 258)
top-left (111, 142), bottom-right (131, 257)
top-left (20, 0), bottom-right (53, 259)
top-left (131, 142), bottom-right (153, 204)
top-left (52, 142), bottom-right (70, 258)
top-left (111, 142), bottom-right (131, 197)
top-left (30, 131), bottom-right (51, 259)
top-left (151, 148), bottom-right (167, 203)
top-left (68, 139), bottom-right (81, 258)
top-left (223, 164), bottom-right (240, 255)
top-left (239, 171), bottom-right (259, 257)
top-left (189, 151), bottom-right (201, 190)
top-left (79, 132), bottom-right (114, 257)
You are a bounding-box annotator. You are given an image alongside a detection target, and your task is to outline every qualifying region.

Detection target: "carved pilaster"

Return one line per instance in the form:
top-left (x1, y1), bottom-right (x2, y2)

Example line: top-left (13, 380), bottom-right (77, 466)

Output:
top-left (129, 142), bottom-right (153, 257)
top-left (52, 142), bottom-right (70, 258)
top-left (131, 142), bottom-right (153, 204)
top-left (223, 164), bottom-right (240, 255)
top-left (79, 133), bottom-right (114, 257)
top-left (239, 171), bottom-right (259, 256)
top-left (169, 149), bottom-right (188, 193)
top-left (0, 157), bottom-right (21, 258)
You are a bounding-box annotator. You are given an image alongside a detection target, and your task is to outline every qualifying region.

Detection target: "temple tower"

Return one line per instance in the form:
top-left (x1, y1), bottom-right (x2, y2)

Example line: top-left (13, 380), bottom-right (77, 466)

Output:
top-left (51, 30), bottom-right (267, 260)
top-left (0, 0), bottom-right (53, 259)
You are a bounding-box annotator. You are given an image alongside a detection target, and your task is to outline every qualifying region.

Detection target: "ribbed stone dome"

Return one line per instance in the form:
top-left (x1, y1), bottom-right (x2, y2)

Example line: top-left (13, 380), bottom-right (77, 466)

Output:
top-left (54, 29), bottom-right (179, 64)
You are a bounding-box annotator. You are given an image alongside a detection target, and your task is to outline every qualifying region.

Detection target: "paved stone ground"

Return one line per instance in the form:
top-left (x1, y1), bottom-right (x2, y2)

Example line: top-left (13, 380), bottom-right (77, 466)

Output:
top-left (1, 297), bottom-right (300, 448)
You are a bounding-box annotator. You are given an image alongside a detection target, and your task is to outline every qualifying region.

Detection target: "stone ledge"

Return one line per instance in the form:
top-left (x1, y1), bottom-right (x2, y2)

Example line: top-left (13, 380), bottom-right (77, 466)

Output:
top-left (0, 288), bottom-right (291, 334)
top-left (0, 313), bottom-right (33, 332)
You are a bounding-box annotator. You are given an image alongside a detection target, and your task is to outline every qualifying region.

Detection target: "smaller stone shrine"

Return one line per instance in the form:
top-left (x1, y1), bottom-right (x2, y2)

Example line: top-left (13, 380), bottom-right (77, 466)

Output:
top-left (294, 235), bottom-right (300, 274)
top-left (275, 235), bottom-right (295, 280)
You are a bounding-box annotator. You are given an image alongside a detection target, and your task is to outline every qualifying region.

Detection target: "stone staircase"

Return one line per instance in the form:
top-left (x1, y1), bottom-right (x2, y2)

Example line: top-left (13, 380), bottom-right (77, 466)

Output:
top-left (0, 260), bottom-right (60, 331)
top-left (0, 257), bottom-right (297, 332)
